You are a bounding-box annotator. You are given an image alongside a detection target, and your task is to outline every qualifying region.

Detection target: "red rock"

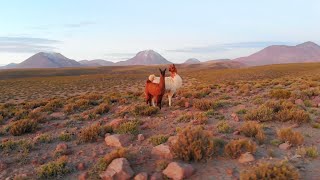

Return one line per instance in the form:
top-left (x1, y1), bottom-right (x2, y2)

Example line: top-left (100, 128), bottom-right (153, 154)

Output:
top-left (226, 168), bottom-right (233, 176)
top-left (151, 144), bottom-right (174, 159)
top-left (150, 172), bottom-right (163, 180)
top-left (109, 118), bottom-right (125, 129)
top-left (185, 101), bottom-right (190, 108)
top-left (231, 113), bottom-right (240, 122)
top-left (295, 99), bottom-right (304, 106)
top-left (163, 162), bottom-right (195, 180)
top-left (167, 136), bottom-right (178, 145)
top-left (55, 143), bottom-right (68, 152)
top-left (77, 163), bottom-right (86, 171)
top-left (134, 172), bottom-right (148, 180)
top-left (78, 172), bottom-right (88, 180)
top-left (105, 134), bottom-right (132, 148)
top-left (279, 142), bottom-right (291, 150)
top-left (137, 134), bottom-right (145, 142)
top-left (238, 152), bottom-right (255, 163)
top-left (233, 131), bottom-right (240, 135)
top-left (99, 158), bottom-right (134, 180)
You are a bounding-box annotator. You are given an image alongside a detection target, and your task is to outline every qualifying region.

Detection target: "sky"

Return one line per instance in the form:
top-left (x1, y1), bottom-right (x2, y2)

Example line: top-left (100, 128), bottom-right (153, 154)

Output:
top-left (0, 0), bottom-right (319, 65)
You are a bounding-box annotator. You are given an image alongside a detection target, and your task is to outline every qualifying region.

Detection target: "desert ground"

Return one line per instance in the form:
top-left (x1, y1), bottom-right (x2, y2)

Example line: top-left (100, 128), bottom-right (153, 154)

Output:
top-left (1, 63), bottom-right (320, 180)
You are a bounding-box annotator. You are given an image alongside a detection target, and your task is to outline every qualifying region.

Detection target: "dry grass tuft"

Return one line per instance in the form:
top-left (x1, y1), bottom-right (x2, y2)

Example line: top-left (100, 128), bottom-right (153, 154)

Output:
top-left (9, 119), bottom-right (38, 136)
top-left (277, 128), bottom-right (304, 146)
top-left (240, 121), bottom-right (266, 144)
top-left (224, 139), bottom-right (256, 158)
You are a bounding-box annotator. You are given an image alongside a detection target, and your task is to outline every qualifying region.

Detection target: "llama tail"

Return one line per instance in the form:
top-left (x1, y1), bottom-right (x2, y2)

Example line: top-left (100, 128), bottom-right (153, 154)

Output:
top-left (148, 74), bottom-right (156, 81)
top-left (146, 79), bottom-right (152, 83)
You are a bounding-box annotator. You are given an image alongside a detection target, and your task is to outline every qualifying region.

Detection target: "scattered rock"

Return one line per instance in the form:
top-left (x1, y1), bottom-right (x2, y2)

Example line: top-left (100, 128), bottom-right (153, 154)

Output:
top-left (134, 172), bottom-right (148, 180)
top-left (167, 136), bottom-right (178, 145)
top-left (226, 168), bottom-right (233, 176)
top-left (109, 118), bottom-right (125, 129)
top-left (295, 99), bottom-right (304, 106)
top-left (279, 142), bottom-right (291, 150)
top-left (151, 144), bottom-right (174, 159)
top-left (105, 134), bottom-right (132, 148)
top-left (163, 162), bottom-right (195, 180)
top-left (55, 143), bottom-right (68, 152)
top-left (100, 158), bottom-right (134, 180)
top-left (185, 101), bottom-right (190, 108)
top-left (137, 134), bottom-right (145, 142)
top-left (78, 172), bottom-right (88, 180)
top-left (77, 163), bottom-right (86, 171)
top-left (238, 152), bottom-right (255, 163)
top-left (231, 113), bottom-right (240, 122)
top-left (50, 112), bottom-right (66, 120)
top-left (233, 131), bottom-right (240, 135)
top-left (150, 172), bottom-right (163, 180)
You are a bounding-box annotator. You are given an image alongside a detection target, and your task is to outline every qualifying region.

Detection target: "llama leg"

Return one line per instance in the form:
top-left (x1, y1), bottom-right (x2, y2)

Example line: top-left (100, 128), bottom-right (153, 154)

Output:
top-left (168, 92), bottom-right (174, 106)
top-left (152, 97), bottom-right (156, 107)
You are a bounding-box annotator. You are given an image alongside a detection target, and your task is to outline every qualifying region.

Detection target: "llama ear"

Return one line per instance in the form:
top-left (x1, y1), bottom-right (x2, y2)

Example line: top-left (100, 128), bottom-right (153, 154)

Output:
top-left (159, 68), bottom-right (162, 72)
top-left (164, 68), bottom-right (167, 72)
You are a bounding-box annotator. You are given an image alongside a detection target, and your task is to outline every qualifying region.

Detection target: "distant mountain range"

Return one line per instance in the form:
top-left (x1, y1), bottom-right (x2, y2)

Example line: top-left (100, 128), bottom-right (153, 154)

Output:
top-left (2, 41), bottom-right (320, 69)
top-left (234, 41), bottom-right (320, 66)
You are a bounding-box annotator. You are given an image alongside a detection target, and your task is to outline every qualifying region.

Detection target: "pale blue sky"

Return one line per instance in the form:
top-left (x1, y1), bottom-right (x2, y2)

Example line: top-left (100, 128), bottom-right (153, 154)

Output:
top-left (0, 0), bottom-right (319, 64)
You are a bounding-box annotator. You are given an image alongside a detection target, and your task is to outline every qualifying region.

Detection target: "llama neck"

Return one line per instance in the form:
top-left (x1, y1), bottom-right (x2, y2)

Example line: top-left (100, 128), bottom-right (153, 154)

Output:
top-left (170, 72), bottom-right (176, 78)
top-left (159, 75), bottom-right (165, 89)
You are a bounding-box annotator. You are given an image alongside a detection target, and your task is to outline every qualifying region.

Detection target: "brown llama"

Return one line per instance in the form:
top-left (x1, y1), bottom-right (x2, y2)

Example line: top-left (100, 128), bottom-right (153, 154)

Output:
top-left (145, 68), bottom-right (166, 109)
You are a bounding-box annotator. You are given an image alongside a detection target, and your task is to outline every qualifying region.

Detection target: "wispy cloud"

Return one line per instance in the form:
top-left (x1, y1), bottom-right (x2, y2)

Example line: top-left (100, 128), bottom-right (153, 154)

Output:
top-left (167, 41), bottom-right (296, 53)
top-left (63, 21), bottom-right (95, 28)
top-left (0, 37), bottom-right (61, 53)
top-left (103, 52), bottom-right (136, 61)
top-left (31, 21), bottom-right (96, 30)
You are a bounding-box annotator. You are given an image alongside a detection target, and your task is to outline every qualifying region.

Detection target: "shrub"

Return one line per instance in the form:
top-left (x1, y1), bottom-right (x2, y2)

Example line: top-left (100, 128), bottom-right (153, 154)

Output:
top-left (170, 126), bottom-right (215, 161)
top-left (115, 120), bottom-right (140, 135)
top-left (224, 139), bottom-right (256, 158)
top-left (275, 109), bottom-right (310, 123)
top-left (0, 139), bottom-right (33, 153)
top-left (59, 132), bottom-right (72, 142)
top-left (37, 156), bottom-right (70, 179)
top-left (88, 148), bottom-right (127, 179)
top-left (216, 121), bottom-right (233, 133)
top-left (312, 123), bottom-right (320, 129)
top-left (297, 146), bottom-right (318, 158)
top-left (240, 121), bottom-right (265, 143)
top-left (192, 113), bottom-right (209, 125)
top-left (245, 105), bottom-right (274, 122)
top-left (43, 99), bottom-right (63, 112)
top-left (28, 110), bottom-right (46, 123)
top-left (277, 128), bottom-right (304, 146)
top-left (37, 133), bottom-right (53, 143)
top-left (269, 89), bottom-right (291, 99)
top-left (149, 135), bottom-right (168, 146)
top-left (132, 105), bottom-right (158, 116)
top-left (176, 114), bottom-right (193, 123)
top-left (240, 162), bottom-right (299, 180)
top-left (193, 99), bottom-right (214, 111)
top-left (93, 103), bottom-right (110, 115)
top-left (9, 119), bottom-right (38, 136)
top-left (78, 123), bottom-right (101, 142)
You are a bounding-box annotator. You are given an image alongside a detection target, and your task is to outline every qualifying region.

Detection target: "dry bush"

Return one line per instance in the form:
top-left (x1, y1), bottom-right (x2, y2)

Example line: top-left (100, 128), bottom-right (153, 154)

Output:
top-left (216, 121), bottom-right (233, 133)
top-left (88, 148), bottom-right (127, 179)
top-left (245, 105), bottom-right (274, 122)
top-left (28, 110), bottom-right (46, 123)
top-left (269, 89), bottom-right (291, 99)
top-left (93, 103), bottom-right (110, 115)
top-left (114, 120), bottom-right (140, 135)
top-left (240, 162), bottom-right (299, 180)
top-left (37, 156), bottom-right (70, 179)
top-left (275, 109), bottom-right (310, 123)
top-left (132, 105), bottom-right (158, 116)
top-left (9, 119), bottom-right (38, 136)
top-left (240, 121), bottom-right (265, 143)
top-left (78, 123), bottom-right (102, 142)
top-left (43, 99), bottom-right (63, 112)
top-left (224, 139), bottom-right (256, 158)
top-left (149, 134), bottom-right (168, 146)
top-left (176, 113), bottom-right (193, 123)
top-left (170, 126), bottom-right (215, 161)
top-left (0, 139), bottom-right (33, 153)
top-left (193, 99), bottom-right (214, 111)
top-left (277, 128), bottom-right (304, 146)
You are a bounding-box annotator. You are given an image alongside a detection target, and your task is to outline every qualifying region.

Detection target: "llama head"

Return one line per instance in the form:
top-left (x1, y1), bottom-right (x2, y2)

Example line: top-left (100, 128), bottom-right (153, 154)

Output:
top-left (159, 68), bottom-right (166, 77)
top-left (169, 64), bottom-right (177, 73)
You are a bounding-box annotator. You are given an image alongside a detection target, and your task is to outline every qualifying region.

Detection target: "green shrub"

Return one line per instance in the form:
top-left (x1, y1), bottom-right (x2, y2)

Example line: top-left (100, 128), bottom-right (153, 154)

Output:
top-left (59, 132), bottom-right (72, 142)
top-left (149, 135), bottom-right (168, 146)
top-left (132, 105), bottom-right (158, 116)
top-left (240, 162), bottom-right (299, 180)
top-left (78, 123), bottom-right (101, 142)
top-left (240, 121), bottom-right (265, 143)
top-left (37, 156), bottom-right (70, 179)
top-left (245, 105), bottom-right (274, 122)
top-left (216, 121), bottom-right (233, 133)
top-left (115, 120), bottom-right (140, 135)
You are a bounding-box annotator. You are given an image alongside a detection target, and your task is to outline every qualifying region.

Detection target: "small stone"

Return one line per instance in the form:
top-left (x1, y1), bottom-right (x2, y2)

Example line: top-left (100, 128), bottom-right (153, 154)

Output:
top-left (134, 172), bottom-right (148, 180)
top-left (163, 162), bottom-right (195, 180)
top-left (185, 101), bottom-right (190, 108)
top-left (279, 142), bottom-right (291, 150)
top-left (238, 152), bottom-right (255, 163)
top-left (55, 143), bottom-right (68, 152)
top-left (231, 113), bottom-right (240, 122)
top-left (105, 134), bottom-right (132, 148)
top-left (99, 158), bottom-right (134, 180)
top-left (295, 99), bottom-right (304, 106)
top-left (233, 131), bottom-right (240, 135)
top-left (78, 172), bottom-right (88, 180)
top-left (77, 163), bottom-right (85, 171)
top-left (150, 172), bottom-right (163, 180)
top-left (226, 168), bottom-right (233, 176)
top-left (151, 144), bottom-right (174, 159)
top-left (137, 134), bottom-right (145, 142)
top-left (109, 118), bottom-right (125, 129)
top-left (167, 136), bottom-right (178, 145)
